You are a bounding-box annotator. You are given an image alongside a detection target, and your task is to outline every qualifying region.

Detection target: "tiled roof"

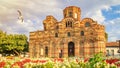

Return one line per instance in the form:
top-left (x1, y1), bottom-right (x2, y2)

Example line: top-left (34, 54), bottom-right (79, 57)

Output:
top-left (106, 42), bottom-right (119, 47)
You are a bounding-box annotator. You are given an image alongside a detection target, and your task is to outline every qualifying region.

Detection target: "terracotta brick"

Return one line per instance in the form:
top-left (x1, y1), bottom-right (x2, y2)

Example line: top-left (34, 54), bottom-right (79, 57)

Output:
top-left (29, 6), bottom-right (106, 58)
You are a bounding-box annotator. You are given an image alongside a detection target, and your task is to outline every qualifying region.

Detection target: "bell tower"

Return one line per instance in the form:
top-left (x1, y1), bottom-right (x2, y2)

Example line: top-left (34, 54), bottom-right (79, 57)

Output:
top-left (63, 6), bottom-right (81, 21)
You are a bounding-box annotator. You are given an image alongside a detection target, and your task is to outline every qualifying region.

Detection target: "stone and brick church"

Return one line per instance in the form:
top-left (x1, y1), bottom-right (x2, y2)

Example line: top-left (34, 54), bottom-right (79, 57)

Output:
top-left (29, 6), bottom-right (106, 58)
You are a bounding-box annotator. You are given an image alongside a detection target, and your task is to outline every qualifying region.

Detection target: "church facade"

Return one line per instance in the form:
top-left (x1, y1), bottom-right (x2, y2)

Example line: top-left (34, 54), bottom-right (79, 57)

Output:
top-left (29, 6), bottom-right (106, 58)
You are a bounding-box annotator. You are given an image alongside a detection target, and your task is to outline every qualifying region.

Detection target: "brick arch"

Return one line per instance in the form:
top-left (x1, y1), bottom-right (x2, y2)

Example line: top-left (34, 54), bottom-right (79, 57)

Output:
top-left (62, 17), bottom-right (75, 21)
top-left (61, 17), bottom-right (75, 24)
top-left (68, 41), bottom-right (75, 57)
top-left (80, 18), bottom-right (95, 27)
top-left (65, 18), bottom-right (74, 27)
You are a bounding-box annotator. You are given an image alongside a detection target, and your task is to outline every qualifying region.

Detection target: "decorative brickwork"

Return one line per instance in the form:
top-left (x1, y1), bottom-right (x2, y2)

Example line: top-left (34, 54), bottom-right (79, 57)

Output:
top-left (29, 6), bottom-right (106, 58)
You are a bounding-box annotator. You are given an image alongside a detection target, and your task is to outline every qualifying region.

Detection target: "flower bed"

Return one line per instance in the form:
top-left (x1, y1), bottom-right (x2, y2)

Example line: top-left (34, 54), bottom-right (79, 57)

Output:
top-left (0, 53), bottom-right (120, 68)
top-left (0, 58), bottom-right (119, 68)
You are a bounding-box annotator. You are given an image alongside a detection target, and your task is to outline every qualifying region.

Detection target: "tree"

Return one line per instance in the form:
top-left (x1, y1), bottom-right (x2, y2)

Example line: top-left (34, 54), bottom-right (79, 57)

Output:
top-left (0, 30), bottom-right (28, 56)
top-left (105, 32), bottom-right (108, 41)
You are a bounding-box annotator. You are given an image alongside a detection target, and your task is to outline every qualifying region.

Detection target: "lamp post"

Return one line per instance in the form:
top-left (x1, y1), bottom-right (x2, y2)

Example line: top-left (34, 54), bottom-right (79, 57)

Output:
top-left (117, 40), bottom-right (120, 56)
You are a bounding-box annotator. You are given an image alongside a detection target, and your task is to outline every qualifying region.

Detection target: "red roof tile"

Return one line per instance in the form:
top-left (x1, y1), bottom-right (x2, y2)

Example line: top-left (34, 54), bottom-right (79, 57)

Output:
top-left (106, 42), bottom-right (119, 47)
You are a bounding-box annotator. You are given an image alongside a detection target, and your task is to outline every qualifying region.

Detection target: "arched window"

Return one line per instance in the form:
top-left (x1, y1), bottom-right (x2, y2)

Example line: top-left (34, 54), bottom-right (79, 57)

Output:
top-left (55, 33), bottom-right (58, 37)
top-left (85, 22), bottom-right (90, 27)
top-left (45, 46), bottom-right (48, 57)
top-left (64, 14), bottom-right (66, 17)
top-left (69, 12), bottom-right (73, 17)
top-left (68, 21), bottom-right (70, 25)
top-left (66, 21), bottom-right (73, 27)
top-left (67, 32), bottom-right (71, 37)
top-left (66, 22), bottom-right (67, 27)
top-left (69, 21), bottom-right (72, 27)
top-left (81, 31), bottom-right (84, 36)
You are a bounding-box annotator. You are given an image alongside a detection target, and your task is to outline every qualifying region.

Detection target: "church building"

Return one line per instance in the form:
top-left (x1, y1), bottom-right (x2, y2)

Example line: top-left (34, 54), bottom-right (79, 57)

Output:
top-left (29, 6), bottom-right (106, 58)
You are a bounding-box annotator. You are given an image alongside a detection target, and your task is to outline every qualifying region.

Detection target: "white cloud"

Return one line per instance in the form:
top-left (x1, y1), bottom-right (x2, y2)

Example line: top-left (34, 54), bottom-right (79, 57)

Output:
top-left (72, 0), bottom-right (120, 24)
top-left (104, 18), bottom-right (120, 42)
top-left (83, 10), bottom-right (105, 23)
top-left (0, 0), bottom-right (120, 42)
top-left (0, 0), bottom-right (60, 35)
top-left (115, 10), bottom-right (120, 14)
top-left (109, 36), bottom-right (118, 42)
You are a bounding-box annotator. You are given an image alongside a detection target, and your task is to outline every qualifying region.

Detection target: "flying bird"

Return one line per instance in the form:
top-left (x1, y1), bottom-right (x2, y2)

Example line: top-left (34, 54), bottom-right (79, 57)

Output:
top-left (17, 10), bottom-right (24, 22)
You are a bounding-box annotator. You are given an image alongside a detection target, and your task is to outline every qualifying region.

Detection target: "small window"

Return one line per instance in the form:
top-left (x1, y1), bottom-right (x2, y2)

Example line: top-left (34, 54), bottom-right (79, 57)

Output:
top-left (69, 22), bottom-right (72, 27)
top-left (106, 50), bottom-right (109, 56)
top-left (66, 21), bottom-right (72, 27)
top-left (55, 33), bottom-right (58, 37)
top-left (69, 12), bottom-right (73, 17)
top-left (67, 32), bottom-right (71, 37)
top-left (111, 50), bottom-right (114, 56)
top-left (45, 46), bottom-right (48, 57)
top-left (66, 22), bottom-right (67, 27)
top-left (85, 22), bottom-right (90, 27)
top-left (68, 21), bottom-right (70, 25)
top-left (81, 31), bottom-right (84, 36)
top-left (91, 32), bottom-right (93, 35)
top-left (64, 14), bottom-right (66, 17)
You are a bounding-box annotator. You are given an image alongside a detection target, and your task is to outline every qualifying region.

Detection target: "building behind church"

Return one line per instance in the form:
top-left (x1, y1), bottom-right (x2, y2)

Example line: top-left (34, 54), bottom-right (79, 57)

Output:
top-left (106, 42), bottom-right (120, 57)
top-left (29, 6), bottom-right (106, 58)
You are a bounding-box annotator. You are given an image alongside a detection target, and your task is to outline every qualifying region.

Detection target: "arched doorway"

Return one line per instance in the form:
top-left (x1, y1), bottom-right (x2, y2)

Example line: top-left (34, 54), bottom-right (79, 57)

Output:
top-left (45, 46), bottom-right (48, 57)
top-left (68, 42), bottom-right (75, 57)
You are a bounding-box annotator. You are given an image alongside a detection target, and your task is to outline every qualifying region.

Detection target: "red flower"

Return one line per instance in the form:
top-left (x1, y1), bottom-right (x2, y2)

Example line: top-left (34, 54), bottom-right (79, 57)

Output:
top-left (32, 60), bottom-right (39, 63)
top-left (84, 58), bottom-right (89, 62)
top-left (0, 61), bottom-right (6, 67)
top-left (54, 58), bottom-right (64, 62)
top-left (39, 60), bottom-right (47, 63)
top-left (11, 61), bottom-right (23, 68)
top-left (106, 58), bottom-right (119, 64)
top-left (76, 59), bottom-right (78, 62)
top-left (114, 61), bottom-right (120, 67)
top-left (22, 59), bottom-right (31, 64)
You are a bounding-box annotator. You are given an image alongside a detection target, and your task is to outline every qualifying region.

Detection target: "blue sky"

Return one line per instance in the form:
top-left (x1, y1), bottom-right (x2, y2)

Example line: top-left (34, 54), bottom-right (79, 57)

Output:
top-left (102, 5), bottom-right (120, 21)
top-left (0, 0), bottom-right (120, 42)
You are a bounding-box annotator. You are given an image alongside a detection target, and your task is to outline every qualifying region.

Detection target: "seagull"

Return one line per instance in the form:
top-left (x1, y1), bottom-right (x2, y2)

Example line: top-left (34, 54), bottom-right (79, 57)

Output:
top-left (17, 10), bottom-right (24, 22)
